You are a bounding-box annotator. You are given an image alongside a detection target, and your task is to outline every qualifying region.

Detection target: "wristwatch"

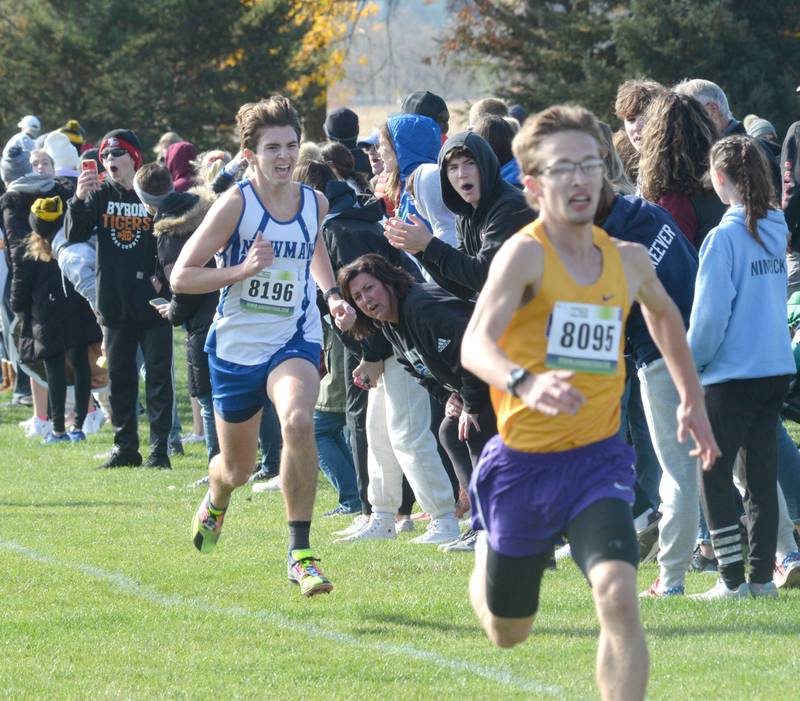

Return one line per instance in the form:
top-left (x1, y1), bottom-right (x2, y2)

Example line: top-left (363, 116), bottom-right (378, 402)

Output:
top-left (323, 286), bottom-right (342, 303)
top-left (505, 368), bottom-right (530, 397)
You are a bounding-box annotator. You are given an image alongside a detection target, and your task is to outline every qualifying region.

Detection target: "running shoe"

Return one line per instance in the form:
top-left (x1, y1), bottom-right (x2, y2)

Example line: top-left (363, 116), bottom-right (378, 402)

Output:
top-left (192, 491), bottom-right (226, 553)
top-left (689, 545), bottom-right (718, 573)
top-left (191, 475), bottom-right (210, 488)
top-left (324, 504), bottom-right (359, 517)
top-left (689, 578), bottom-right (750, 601)
top-left (249, 467), bottom-right (278, 482)
top-left (82, 407), bottom-right (107, 434)
top-left (410, 515), bottom-right (460, 544)
top-left (639, 578), bottom-right (685, 598)
top-left (438, 528), bottom-right (479, 553)
top-left (332, 514), bottom-right (369, 537)
top-left (252, 475), bottom-right (281, 493)
top-left (750, 581), bottom-right (779, 599)
top-left (67, 429), bottom-right (86, 442)
top-left (25, 416), bottom-right (52, 439)
top-left (43, 431), bottom-right (71, 445)
top-left (774, 551), bottom-right (800, 589)
top-left (182, 432), bottom-right (205, 445)
top-left (288, 549), bottom-right (333, 597)
top-left (334, 514), bottom-right (396, 542)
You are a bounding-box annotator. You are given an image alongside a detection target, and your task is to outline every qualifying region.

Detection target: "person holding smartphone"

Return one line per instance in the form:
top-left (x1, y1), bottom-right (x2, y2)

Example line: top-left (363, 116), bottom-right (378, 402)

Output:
top-left (65, 129), bottom-right (174, 469)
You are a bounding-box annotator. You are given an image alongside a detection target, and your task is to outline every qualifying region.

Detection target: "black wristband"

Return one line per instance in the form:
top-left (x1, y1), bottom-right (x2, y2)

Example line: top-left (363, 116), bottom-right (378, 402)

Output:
top-left (323, 286), bottom-right (342, 303)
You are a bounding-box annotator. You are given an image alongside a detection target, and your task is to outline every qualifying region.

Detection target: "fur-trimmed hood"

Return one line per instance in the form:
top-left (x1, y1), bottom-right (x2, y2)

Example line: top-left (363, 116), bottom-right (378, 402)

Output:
top-left (153, 186), bottom-right (214, 239)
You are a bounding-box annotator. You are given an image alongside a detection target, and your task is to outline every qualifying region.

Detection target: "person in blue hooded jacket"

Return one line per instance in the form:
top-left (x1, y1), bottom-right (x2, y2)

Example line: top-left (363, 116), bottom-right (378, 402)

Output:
top-left (384, 131), bottom-right (535, 300)
top-left (688, 135), bottom-right (796, 601)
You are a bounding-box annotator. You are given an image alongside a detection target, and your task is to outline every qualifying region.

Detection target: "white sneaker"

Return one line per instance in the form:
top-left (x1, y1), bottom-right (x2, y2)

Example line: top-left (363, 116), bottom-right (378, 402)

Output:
top-left (252, 476), bottom-right (281, 493)
top-left (396, 517), bottom-right (415, 533)
top-left (410, 514), bottom-right (460, 544)
top-left (182, 432), bottom-right (205, 445)
top-left (438, 529), bottom-right (479, 552)
top-left (332, 514), bottom-right (369, 537)
top-left (689, 578), bottom-right (750, 601)
top-left (82, 407), bottom-right (107, 435)
top-left (555, 543), bottom-right (572, 561)
top-left (750, 581), bottom-right (779, 599)
top-left (335, 514), bottom-right (396, 542)
top-left (18, 416), bottom-right (33, 430)
top-left (25, 416), bottom-right (52, 439)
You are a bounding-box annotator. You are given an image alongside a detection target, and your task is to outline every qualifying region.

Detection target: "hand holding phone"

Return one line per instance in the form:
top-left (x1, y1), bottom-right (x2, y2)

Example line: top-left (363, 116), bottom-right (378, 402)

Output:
top-left (77, 160), bottom-right (101, 199)
top-left (149, 297), bottom-right (169, 307)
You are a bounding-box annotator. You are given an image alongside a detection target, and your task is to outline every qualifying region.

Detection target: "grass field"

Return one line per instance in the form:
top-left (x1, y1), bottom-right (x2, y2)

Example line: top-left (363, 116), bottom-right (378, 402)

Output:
top-left (2, 331), bottom-right (800, 700)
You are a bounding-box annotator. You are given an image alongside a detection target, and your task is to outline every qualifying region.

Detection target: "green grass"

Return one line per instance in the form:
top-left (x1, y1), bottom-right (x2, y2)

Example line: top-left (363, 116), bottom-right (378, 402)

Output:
top-left (2, 333), bottom-right (800, 700)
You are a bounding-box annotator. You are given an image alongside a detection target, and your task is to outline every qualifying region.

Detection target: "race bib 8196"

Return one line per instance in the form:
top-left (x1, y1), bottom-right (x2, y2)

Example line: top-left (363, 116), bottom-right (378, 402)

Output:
top-left (240, 268), bottom-right (299, 317)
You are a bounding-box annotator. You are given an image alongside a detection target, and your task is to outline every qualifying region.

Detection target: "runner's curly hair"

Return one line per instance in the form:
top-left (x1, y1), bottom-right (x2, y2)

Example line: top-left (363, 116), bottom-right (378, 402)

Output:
top-left (710, 135), bottom-right (778, 249)
top-left (638, 92), bottom-right (717, 203)
top-left (337, 254), bottom-right (416, 340)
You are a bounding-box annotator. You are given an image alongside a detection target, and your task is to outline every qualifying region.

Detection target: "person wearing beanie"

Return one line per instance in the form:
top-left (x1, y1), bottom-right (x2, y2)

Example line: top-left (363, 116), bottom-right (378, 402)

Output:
top-left (3, 115), bottom-right (41, 156)
top-left (324, 106), bottom-right (372, 178)
top-left (44, 131), bottom-right (80, 179)
top-left (153, 131), bottom-right (183, 164)
top-left (58, 119), bottom-right (87, 154)
top-left (9, 195), bottom-right (101, 443)
top-left (165, 141), bottom-right (199, 193)
top-left (401, 90), bottom-right (450, 138)
top-left (1, 145), bottom-right (32, 185)
top-left (65, 127), bottom-right (174, 469)
top-left (745, 116), bottom-right (778, 143)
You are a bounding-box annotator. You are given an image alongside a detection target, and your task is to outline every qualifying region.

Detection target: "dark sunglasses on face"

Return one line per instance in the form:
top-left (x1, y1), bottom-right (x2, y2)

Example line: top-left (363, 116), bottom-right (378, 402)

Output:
top-left (101, 148), bottom-right (127, 160)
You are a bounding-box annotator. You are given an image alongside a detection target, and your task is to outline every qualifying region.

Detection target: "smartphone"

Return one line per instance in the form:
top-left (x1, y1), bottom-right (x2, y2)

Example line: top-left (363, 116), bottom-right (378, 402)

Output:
top-left (81, 159), bottom-right (98, 173)
top-left (353, 375), bottom-right (371, 391)
top-left (149, 297), bottom-right (169, 307)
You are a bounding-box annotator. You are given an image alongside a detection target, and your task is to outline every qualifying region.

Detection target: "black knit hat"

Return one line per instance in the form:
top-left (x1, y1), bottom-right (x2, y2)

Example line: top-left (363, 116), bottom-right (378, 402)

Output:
top-left (324, 108), bottom-right (359, 143)
top-left (401, 91), bottom-right (449, 128)
top-left (100, 128), bottom-right (143, 169)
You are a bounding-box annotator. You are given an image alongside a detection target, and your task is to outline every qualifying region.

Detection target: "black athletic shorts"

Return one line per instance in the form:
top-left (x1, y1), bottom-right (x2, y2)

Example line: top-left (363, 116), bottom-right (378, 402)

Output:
top-left (484, 498), bottom-right (639, 618)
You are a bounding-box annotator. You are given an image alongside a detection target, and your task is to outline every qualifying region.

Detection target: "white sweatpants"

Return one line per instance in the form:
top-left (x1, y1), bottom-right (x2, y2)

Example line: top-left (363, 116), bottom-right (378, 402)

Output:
top-left (365, 356), bottom-right (455, 519)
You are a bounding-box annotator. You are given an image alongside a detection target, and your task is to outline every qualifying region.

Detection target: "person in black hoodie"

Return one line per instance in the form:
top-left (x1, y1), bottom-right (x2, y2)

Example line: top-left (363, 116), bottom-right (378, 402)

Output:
top-left (384, 131), bottom-right (535, 299)
top-left (134, 163), bottom-right (218, 463)
top-left (65, 128), bottom-right (174, 469)
top-left (338, 253), bottom-right (497, 551)
top-left (10, 196), bottom-right (101, 442)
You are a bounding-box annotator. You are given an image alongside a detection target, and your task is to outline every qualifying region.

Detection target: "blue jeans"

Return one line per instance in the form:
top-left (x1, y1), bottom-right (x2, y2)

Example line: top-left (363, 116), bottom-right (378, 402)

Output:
top-left (314, 409), bottom-right (361, 511)
top-left (620, 362), bottom-right (662, 514)
top-left (196, 392), bottom-right (219, 463)
top-left (777, 421), bottom-right (800, 523)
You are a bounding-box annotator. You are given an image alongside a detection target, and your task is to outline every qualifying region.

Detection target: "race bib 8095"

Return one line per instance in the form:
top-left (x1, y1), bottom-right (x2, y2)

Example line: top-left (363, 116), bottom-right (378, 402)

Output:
top-left (545, 301), bottom-right (622, 375)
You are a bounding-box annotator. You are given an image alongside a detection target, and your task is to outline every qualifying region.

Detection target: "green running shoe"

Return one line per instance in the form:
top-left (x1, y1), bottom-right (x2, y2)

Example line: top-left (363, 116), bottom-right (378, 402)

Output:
top-left (192, 491), bottom-right (226, 553)
top-left (287, 549), bottom-right (333, 597)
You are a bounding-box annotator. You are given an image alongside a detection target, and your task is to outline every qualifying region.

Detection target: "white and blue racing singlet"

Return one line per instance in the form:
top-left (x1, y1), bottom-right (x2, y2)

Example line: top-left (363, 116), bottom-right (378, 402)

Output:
top-left (205, 180), bottom-right (322, 366)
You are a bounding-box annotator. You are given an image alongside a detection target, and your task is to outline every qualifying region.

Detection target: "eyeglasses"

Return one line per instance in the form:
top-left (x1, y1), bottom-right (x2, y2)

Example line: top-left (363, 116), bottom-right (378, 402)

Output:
top-left (538, 158), bottom-right (605, 181)
top-left (101, 148), bottom-right (128, 160)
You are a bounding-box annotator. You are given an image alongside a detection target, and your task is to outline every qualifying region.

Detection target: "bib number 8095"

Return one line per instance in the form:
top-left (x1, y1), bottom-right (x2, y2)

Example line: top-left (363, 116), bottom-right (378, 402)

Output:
top-left (559, 321), bottom-right (615, 353)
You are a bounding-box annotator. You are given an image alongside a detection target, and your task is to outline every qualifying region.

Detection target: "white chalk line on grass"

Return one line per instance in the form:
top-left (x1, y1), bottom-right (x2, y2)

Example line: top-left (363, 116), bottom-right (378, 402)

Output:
top-left (2, 540), bottom-right (566, 698)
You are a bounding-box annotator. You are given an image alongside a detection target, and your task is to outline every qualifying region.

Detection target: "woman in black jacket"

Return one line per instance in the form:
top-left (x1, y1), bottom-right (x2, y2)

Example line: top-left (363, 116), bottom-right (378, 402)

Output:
top-left (10, 196), bottom-right (101, 442)
top-left (338, 253), bottom-right (497, 551)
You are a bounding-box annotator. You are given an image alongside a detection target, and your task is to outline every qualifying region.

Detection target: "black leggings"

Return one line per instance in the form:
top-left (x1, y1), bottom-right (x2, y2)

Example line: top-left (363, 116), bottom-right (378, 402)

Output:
top-left (439, 402), bottom-right (498, 490)
top-left (43, 345), bottom-right (91, 433)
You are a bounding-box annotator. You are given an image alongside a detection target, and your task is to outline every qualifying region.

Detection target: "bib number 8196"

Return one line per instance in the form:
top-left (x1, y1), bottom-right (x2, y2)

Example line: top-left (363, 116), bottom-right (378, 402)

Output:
top-left (247, 278), bottom-right (294, 303)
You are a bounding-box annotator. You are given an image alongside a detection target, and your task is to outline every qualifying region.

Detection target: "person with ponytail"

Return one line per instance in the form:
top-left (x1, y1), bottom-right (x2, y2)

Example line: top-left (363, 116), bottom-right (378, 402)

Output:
top-left (688, 135), bottom-right (795, 599)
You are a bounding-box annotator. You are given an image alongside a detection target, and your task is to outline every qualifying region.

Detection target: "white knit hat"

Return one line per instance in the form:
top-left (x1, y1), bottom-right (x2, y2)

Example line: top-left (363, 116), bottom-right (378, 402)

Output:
top-left (44, 131), bottom-right (79, 171)
top-left (18, 115), bottom-right (41, 136)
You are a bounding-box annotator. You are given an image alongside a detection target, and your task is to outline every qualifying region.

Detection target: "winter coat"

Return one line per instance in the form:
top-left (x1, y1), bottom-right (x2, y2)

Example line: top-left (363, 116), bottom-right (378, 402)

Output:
top-left (10, 232), bottom-right (101, 362)
top-left (153, 188), bottom-right (216, 397)
top-left (600, 194), bottom-right (698, 367)
top-left (417, 132), bottom-right (535, 299)
top-left (781, 119), bottom-right (800, 246)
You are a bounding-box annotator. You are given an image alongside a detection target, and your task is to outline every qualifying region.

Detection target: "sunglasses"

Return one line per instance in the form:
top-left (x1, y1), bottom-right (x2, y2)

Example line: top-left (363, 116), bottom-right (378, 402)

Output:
top-left (101, 148), bottom-right (128, 160)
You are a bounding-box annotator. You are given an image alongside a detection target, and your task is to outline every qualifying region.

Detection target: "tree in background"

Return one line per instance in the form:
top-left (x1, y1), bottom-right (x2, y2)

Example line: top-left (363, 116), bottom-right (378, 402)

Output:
top-left (444, 1), bottom-right (800, 135)
top-left (0, 0), bottom-right (374, 150)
